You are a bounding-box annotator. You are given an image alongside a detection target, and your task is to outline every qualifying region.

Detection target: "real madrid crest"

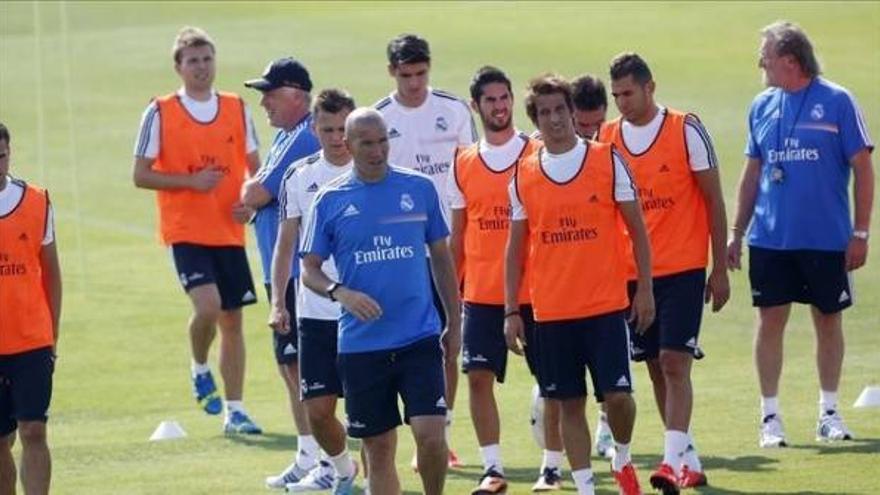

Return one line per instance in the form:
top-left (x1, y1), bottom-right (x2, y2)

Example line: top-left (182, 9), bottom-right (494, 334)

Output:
top-left (435, 116), bottom-right (448, 132)
top-left (810, 103), bottom-right (824, 120)
top-left (400, 193), bottom-right (414, 211)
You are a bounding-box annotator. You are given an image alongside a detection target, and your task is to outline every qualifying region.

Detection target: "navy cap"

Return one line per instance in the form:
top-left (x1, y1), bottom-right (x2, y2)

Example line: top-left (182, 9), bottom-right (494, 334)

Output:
top-left (244, 57), bottom-right (312, 92)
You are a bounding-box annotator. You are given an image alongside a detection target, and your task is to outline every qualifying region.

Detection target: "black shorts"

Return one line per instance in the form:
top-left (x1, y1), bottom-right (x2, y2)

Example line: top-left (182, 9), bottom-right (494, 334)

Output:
top-left (749, 247), bottom-right (853, 314)
top-left (338, 336), bottom-right (446, 438)
top-left (536, 311), bottom-right (633, 401)
top-left (264, 283), bottom-right (298, 365)
top-left (627, 268), bottom-right (706, 362)
top-left (0, 347), bottom-right (55, 436)
top-left (171, 243), bottom-right (257, 311)
top-left (462, 303), bottom-right (535, 383)
top-left (298, 318), bottom-right (342, 400)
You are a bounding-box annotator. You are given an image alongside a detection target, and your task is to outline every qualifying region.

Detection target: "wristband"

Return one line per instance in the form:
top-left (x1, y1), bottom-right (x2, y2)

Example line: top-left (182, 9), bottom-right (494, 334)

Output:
top-left (853, 230), bottom-right (869, 240)
top-left (504, 310), bottom-right (520, 319)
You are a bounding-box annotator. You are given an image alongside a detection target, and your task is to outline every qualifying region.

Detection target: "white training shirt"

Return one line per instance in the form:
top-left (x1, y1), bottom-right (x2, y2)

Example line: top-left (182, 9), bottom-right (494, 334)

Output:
top-left (0, 176), bottom-right (54, 245)
top-left (619, 106), bottom-right (718, 171)
top-left (375, 88), bottom-right (478, 223)
top-left (447, 130), bottom-right (528, 209)
top-left (509, 140), bottom-right (636, 220)
top-left (280, 151), bottom-right (353, 320)
top-left (133, 88), bottom-right (259, 159)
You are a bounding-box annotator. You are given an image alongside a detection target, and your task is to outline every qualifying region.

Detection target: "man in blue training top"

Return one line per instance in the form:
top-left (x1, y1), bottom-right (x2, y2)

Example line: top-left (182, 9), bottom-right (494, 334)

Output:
top-left (728, 20), bottom-right (874, 448)
top-left (301, 108), bottom-right (461, 495)
top-left (242, 57), bottom-right (321, 476)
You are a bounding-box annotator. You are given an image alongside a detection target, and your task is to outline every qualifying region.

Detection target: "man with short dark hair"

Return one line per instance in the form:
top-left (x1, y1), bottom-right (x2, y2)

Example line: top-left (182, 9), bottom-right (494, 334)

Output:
top-left (508, 74), bottom-right (653, 495)
top-left (571, 75), bottom-right (608, 140)
top-left (132, 26), bottom-right (262, 434)
top-left (0, 122), bottom-right (63, 495)
top-left (599, 52), bottom-right (728, 491)
top-left (448, 66), bottom-right (551, 494)
top-left (728, 20), bottom-right (874, 449)
top-left (242, 56), bottom-right (323, 486)
top-left (376, 33), bottom-right (477, 468)
top-left (301, 108), bottom-right (461, 495)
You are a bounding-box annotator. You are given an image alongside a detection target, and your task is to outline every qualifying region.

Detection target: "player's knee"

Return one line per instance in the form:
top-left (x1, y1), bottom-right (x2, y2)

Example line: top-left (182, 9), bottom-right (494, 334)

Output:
top-left (603, 391), bottom-right (634, 412)
top-left (305, 398), bottom-right (336, 424)
top-left (658, 352), bottom-right (689, 382)
top-left (16, 422), bottom-right (46, 446)
top-left (467, 370), bottom-right (494, 393)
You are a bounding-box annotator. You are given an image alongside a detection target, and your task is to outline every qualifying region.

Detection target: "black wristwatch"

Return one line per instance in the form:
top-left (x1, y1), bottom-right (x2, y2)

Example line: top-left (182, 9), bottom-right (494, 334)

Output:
top-left (327, 282), bottom-right (342, 302)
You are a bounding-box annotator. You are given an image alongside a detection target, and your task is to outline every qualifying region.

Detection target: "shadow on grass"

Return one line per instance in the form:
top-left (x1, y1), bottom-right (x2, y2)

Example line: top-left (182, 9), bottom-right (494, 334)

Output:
top-left (787, 437), bottom-right (880, 456)
top-left (693, 488), bottom-right (857, 495)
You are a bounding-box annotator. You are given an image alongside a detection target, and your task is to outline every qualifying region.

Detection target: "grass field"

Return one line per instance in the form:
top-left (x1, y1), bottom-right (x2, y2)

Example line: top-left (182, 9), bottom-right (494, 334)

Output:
top-left (1, 1), bottom-right (879, 494)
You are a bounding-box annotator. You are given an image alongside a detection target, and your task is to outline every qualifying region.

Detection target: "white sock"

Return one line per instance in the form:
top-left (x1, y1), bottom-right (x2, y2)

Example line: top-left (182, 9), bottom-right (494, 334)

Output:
top-left (761, 396), bottom-right (779, 419)
top-left (542, 450), bottom-right (564, 471)
top-left (445, 409), bottom-right (453, 445)
top-left (663, 430), bottom-right (689, 469)
top-left (612, 442), bottom-right (631, 471)
top-left (571, 468), bottom-right (595, 495)
top-left (224, 400), bottom-right (244, 415)
top-left (328, 449), bottom-right (355, 479)
top-left (479, 444), bottom-right (503, 474)
top-left (681, 433), bottom-right (702, 472)
top-left (191, 361), bottom-right (210, 376)
top-left (297, 435), bottom-right (320, 468)
top-left (819, 390), bottom-right (838, 415)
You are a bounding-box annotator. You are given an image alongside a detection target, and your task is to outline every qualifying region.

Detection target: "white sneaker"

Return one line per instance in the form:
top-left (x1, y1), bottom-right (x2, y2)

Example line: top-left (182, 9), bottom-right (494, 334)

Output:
top-left (265, 460), bottom-right (313, 490)
top-left (816, 411), bottom-right (854, 442)
top-left (285, 461), bottom-right (334, 492)
top-left (594, 415), bottom-right (615, 459)
top-left (759, 414), bottom-right (787, 448)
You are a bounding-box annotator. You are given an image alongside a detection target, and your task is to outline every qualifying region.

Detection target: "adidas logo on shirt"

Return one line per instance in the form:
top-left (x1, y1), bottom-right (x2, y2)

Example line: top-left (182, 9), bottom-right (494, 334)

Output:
top-left (307, 182), bottom-right (319, 192)
top-left (343, 204), bottom-right (360, 217)
top-left (589, 194), bottom-right (599, 203)
top-left (18, 232), bottom-right (28, 241)
top-left (388, 128), bottom-right (401, 139)
top-left (659, 164), bottom-right (670, 173)
top-left (616, 375), bottom-right (630, 387)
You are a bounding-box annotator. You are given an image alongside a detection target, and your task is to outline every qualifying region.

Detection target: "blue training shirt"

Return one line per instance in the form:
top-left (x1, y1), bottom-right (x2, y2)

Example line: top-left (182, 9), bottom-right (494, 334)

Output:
top-left (302, 166), bottom-right (449, 354)
top-left (253, 114), bottom-right (320, 284)
top-left (745, 77), bottom-right (873, 251)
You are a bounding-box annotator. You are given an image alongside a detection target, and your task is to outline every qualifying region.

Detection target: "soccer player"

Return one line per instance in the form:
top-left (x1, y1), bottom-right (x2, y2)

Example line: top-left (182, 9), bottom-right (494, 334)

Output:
top-left (728, 21), bottom-right (874, 448)
top-left (375, 34), bottom-right (477, 466)
top-left (0, 122), bottom-right (62, 495)
top-left (132, 26), bottom-right (262, 433)
top-left (598, 52), bottom-right (729, 491)
top-left (268, 89), bottom-right (358, 493)
top-left (242, 56), bottom-right (322, 481)
top-left (572, 75), bottom-right (609, 141)
top-left (571, 73), bottom-right (618, 461)
top-left (447, 66), bottom-right (551, 494)
top-left (301, 108), bottom-right (461, 495)
top-left (506, 75), bottom-right (654, 495)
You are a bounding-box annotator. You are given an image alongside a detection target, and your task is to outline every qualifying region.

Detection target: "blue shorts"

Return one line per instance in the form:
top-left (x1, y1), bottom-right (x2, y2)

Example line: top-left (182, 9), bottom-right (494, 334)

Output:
top-left (462, 303), bottom-right (536, 383)
top-left (264, 283), bottom-right (298, 365)
top-left (298, 318), bottom-right (342, 400)
top-left (0, 347), bottom-right (54, 436)
top-left (536, 311), bottom-right (633, 400)
top-left (171, 243), bottom-right (257, 311)
top-left (627, 268), bottom-right (706, 361)
top-left (338, 336), bottom-right (446, 438)
top-left (749, 247), bottom-right (852, 314)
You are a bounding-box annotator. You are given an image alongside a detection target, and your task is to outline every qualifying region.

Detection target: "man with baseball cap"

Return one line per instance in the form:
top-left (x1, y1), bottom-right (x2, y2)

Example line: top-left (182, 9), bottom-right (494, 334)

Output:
top-left (242, 57), bottom-right (323, 488)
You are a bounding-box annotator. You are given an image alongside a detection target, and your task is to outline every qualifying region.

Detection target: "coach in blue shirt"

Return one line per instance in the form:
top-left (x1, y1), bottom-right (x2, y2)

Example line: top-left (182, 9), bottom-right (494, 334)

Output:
top-left (242, 57), bottom-right (322, 479)
top-left (301, 108), bottom-right (461, 495)
top-left (728, 21), bottom-right (874, 448)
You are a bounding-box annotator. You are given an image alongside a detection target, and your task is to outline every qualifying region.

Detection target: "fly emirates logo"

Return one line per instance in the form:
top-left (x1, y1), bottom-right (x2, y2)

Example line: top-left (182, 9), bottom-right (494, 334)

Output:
top-left (354, 235), bottom-right (416, 265)
top-left (767, 138), bottom-right (820, 164)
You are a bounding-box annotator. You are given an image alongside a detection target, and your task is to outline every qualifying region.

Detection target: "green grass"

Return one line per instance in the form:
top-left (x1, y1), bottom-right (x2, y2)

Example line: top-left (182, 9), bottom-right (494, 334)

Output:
top-left (1, 1), bottom-right (879, 493)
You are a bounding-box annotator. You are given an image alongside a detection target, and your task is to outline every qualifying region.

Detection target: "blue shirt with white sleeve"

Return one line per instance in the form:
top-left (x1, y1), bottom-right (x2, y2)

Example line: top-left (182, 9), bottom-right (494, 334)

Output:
top-left (253, 114), bottom-right (320, 283)
top-left (301, 166), bottom-right (449, 354)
